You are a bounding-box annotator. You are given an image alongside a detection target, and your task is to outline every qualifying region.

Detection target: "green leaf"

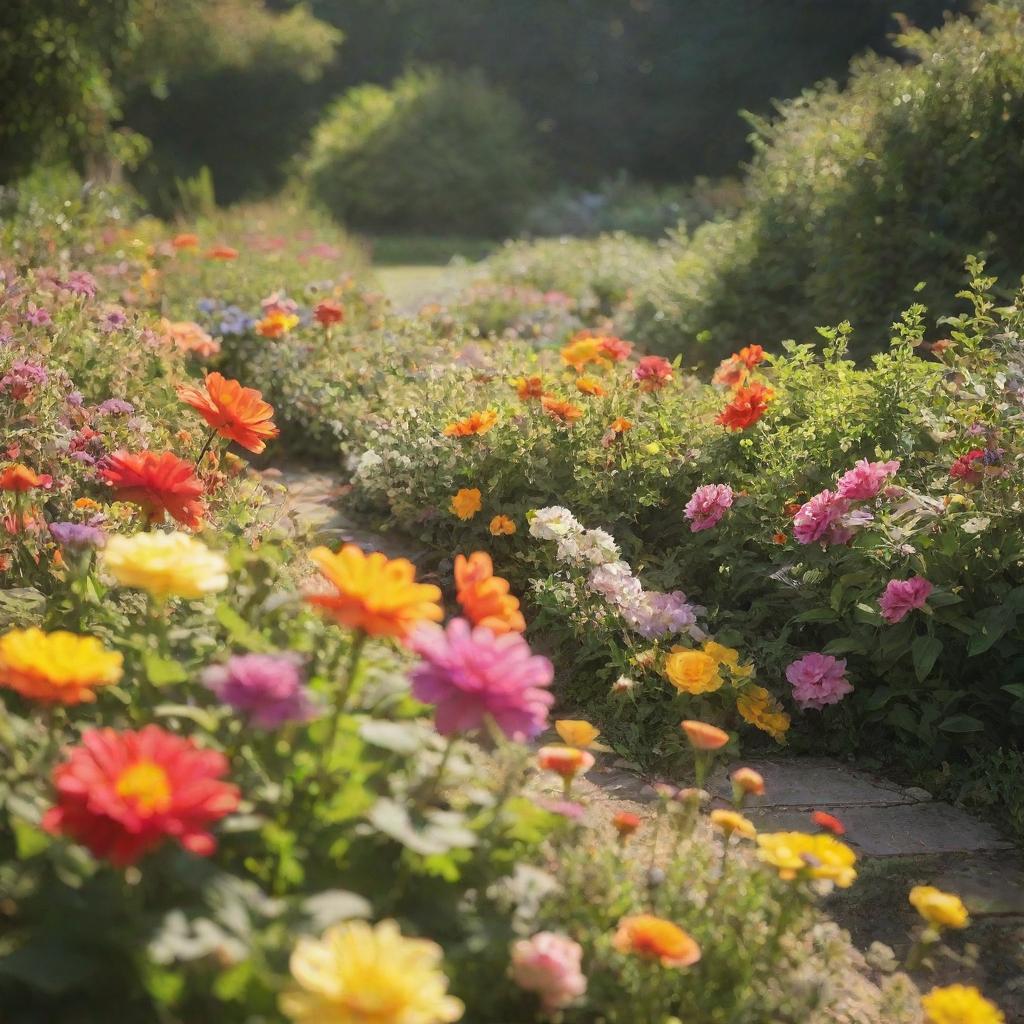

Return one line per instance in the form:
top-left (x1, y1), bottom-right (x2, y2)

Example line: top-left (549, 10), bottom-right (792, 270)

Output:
top-left (358, 719), bottom-right (425, 755)
top-left (938, 714), bottom-right (985, 734)
top-left (367, 798), bottom-right (476, 855)
top-left (12, 817), bottom-right (49, 858)
top-left (215, 603), bottom-right (272, 652)
top-left (912, 636), bottom-right (943, 682)
top-left (301, 890), bottom-right (371, 930)
top-left (154, 703), bottom-right (220, 733)
top-left (143, 653), bottom-right (188, 687)
top-left (967, 606), bottom-right (1016, 656)
top-left (1001, 683), bottom-right (1024, 700)
top-left (823, 637), bottom-right (864, 655)
top-left (793, 607), bottom-right (838, 623)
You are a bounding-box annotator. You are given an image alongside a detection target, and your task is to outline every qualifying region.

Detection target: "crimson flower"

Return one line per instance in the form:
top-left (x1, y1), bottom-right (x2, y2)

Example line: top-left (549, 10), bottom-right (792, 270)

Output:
top-left (99, 450), bottom-right (206, 528)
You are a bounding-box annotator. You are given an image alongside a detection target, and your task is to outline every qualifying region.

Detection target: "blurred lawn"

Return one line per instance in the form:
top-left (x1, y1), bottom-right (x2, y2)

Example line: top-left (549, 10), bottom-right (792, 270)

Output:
top-left (373, 264), bottom-right (478, 313)
top-left (366, 234), bottom-right (498, 266)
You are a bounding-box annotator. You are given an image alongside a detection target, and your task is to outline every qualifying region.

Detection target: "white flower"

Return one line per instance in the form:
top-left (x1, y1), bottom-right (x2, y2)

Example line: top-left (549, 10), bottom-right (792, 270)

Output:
top-left (556, 533), bottom-right (583, 563)
top-left (588, 561), bottom-right (643, 606)
top-left (354, 449), bottom-right (384, 478)
top-left (530, 506), bottom-right (583, 542)
top-left (576, 528), bottom-right (620, 566)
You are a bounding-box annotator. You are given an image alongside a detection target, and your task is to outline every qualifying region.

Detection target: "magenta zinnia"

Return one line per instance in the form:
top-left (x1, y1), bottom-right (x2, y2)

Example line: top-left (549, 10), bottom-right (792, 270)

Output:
top-left (408, 618), bottom-right (554, 740)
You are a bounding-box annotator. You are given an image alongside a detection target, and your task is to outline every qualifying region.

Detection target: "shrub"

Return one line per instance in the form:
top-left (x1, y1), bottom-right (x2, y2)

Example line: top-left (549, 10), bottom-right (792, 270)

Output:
top-left (303, 68), bottom-right (543, 235)
top-left (630, 1), bottom-right (1024, 363)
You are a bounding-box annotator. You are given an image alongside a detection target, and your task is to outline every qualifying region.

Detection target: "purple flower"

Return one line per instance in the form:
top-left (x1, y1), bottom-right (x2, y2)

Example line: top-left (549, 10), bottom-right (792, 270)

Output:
top-left (408, 618), bottom-right (554, 740)
top-left (48, 522), bottom-right (106, 550)
top-left (96, 398), bottom-right (134, 417)
top-left (24, 304), bottom-right (51, 327)
top-left (100, 308), bottom-right (128, 332)
top-left (66, 390), bottom-right (84, 407)
top-left (878, 576), bottom-right (933, 624)
top-left (684, 483), bottom-right (734, 532)
top-left (835, 459), bottom-right (900, 501)
top-left (786, 653), bottom-right (853, 710)
top-left (622, 590), bottom-right (698, 639)
top-left (202, 653), bottom-right (320, 729)
top-left (64, 270), bottom-right (98, 299)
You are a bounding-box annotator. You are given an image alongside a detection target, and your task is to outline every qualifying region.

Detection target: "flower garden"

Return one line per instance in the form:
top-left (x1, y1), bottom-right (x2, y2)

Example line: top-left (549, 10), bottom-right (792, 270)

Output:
top-left (0, 163), bottom-right (1018, 1024)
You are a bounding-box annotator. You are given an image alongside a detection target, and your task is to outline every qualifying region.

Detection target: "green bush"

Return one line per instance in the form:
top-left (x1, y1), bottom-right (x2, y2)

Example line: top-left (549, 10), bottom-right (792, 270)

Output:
top-left (304, 68), bottom-right (542, 235)
top-left (630, 1), bottom-right (1024, 363)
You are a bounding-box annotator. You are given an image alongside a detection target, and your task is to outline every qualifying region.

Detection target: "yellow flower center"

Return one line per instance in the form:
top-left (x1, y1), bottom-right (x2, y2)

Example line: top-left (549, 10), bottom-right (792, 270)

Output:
top-left (116, 761), bottom-right (172, 813)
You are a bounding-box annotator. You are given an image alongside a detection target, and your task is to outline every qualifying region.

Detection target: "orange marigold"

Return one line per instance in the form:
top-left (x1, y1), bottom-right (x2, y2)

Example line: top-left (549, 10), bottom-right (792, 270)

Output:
top-left (443, 410), bottom-right (498, 438)
top-left (177, 372), bottom-right (279, 454)
top-left (0, 464), bottom-right (53, 492)
top-left (451, 488), bottom-right (482, 520)
top-left (99, 451), bottom-right (206, 528)
top-left (541, 396), bottom-right (584, 424)
top-left (612, 915), bottom-right (701, 968)
top-left (489, 515), bottom-right (517, 536)
top-left (454, 552), bottom-right (525, 634)
top-left (305, 544), bottom-right (443, 639)
top-left (715, 382), bottom-right (774, 431)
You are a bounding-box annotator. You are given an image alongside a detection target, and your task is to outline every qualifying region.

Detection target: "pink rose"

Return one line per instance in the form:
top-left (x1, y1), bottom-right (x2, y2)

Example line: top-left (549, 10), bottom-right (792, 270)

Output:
top-left (511, 932), bottom-right (587, 1011)
top-left (786, 653), bottom-right (853, 710)
top-left (684, 483), bottom-right (734, 532)
top-left (878, 576), bottom-right (933, 624)
top-left (792, 490), bottom-right (847, 545)
top-left (836, 459), bottom-right (900, 500)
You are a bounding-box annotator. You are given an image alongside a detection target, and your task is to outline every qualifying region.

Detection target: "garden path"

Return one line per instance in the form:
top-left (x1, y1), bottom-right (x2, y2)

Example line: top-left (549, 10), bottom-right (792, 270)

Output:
top-left (267, 464), bottom-right (1024, 1017)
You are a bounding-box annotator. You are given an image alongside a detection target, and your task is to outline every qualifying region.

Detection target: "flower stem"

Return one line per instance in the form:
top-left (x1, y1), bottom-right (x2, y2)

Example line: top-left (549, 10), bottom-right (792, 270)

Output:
top-left (420, 734), bottom-right (458, 807)
top-left (318, 630), bottom-right (367, 779)
top-left (194, 427), bottom-right (219, 469)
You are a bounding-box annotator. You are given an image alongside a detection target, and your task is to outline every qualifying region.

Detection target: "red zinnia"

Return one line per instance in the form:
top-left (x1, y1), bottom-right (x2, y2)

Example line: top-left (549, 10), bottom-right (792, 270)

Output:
top-left (177, 372), bottom-right (279, 454)
top-left (715, 382), bottom-right (774, 431)
top-left (99, 450), bottom-right (206, 528)
top-left (0, 464), bottom-right (53, 492)
top-left (43, 725), bottom-right (239, 866)
top-left (313, 299), bottom-right (345, 327)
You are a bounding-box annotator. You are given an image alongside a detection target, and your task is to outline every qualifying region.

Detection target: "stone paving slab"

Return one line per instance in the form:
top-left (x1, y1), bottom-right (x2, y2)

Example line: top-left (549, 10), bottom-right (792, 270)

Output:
top-left (933, 857), bottom-right (1024, 916)
top-left (708, 758), bottom-right (916, 809)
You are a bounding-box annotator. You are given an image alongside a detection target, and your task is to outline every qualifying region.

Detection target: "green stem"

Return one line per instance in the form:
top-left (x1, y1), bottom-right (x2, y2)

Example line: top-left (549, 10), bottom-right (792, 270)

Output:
top-left (318, 631), bottom-right (367, 779)
top-left (194, 427), bottom-right (219, 469)
top-left (419, 734), bottom-right (458, 807)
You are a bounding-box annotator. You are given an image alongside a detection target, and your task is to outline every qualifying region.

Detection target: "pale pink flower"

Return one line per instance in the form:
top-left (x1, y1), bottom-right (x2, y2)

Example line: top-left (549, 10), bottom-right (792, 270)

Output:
top-left (684, 483), bottom-right (734, 532)
top-left (786, 653), bottom-right (853, 710)
top-left (836, 459), bottom-right (900, 500)
top-left (510, 932), bottom-right (587, 1011)
top-left (878, 576), bottom-right (933, 624)
top-left (792, 490), bottom-right (848, 545)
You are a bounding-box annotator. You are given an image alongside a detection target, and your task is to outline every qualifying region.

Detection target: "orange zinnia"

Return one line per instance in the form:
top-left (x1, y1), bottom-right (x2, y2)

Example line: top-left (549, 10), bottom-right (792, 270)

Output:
top-left (575, 375), bottom-right (607, 397)
top-left (681, 719), bottom-right (730, 750)
top-left (715, 382), bottom-right (774, 431)
top-left (171, 233), bottom-right (199, 250)
top-left (541, 396), bottom-right (583, 424)
top-left (612, 915), bottom-right (701, 967)
top-left (305, 544), bottom-right (443, 639)
top-left (454, 552), bottom-right (525, 634)
top-left (443, 410), bottom-right (498, 438)
top-left (512, 375), bottom-right (544, 400)
top-left (99, 451), bottom-right (206, 528)
top-left (0, 464), bottom-right (53, 492)
top-left (560, 337), bottom-right (606, 373)
top-left (712, 355), bottom-right (748, 390)
top-left (609, 417), bottom-right (632, 434)
top-left (206, 244), bottom-right (238, 260)
top-left (737, 344), bottom-right (765, 368)
top-left (177, 373), bottom-right (279, 454)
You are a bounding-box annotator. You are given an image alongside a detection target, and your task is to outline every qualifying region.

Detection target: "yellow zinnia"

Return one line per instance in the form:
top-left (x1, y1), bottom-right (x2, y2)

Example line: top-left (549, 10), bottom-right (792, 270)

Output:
top-left (279, 919), bottom-right (464, 1024)
top-left (0, 628), bottom-right (122, 705)
top-left (909, 886), bottom-right (970, 930)
top-left (450, 488), bottom-right (482, 520)
top-left (710, 809), bottom-right (757, 839)
top-left (921, 985), bottom-right (1004, 1024)
top-left (664, 649), bottom-right (723, 694)
top-left (555, 719), bottom-right (601, 749)
top-left (757, 831), bottom-right (857, 887)
top-left (736, 686), bottom-right (790, 742)
top-left (103, 531), bottom-right (229, 600)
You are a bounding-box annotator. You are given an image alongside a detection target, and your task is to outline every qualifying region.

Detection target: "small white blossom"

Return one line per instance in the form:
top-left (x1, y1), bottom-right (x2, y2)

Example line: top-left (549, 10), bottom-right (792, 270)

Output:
top-left (530, 506), bottom-right (583, 542)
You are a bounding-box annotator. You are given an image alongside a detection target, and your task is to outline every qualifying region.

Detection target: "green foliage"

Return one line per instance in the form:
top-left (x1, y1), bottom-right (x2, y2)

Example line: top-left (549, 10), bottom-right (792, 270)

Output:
top-left (304, 68), bottom-right (543, 235)
top-left (631, 1), bottom-right (1024, 362)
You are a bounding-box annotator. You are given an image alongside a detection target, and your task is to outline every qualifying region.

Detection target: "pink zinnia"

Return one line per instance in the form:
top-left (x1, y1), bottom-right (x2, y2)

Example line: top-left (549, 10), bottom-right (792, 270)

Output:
top-left (836, 459), bottom-right (900, 500)
top-left (878, 576), bottom-right (933, 624)
top-left (792, 490), bottom-right (847, 545)
top-left (786, 653), bottom-right (853, 710)
top-left (511, 932), bottom-right (587, 1011)
top-left (684, 483), bottom-right (734, 532)
top-left (598, 336), bottom-right (634, 361)
top-left (408, 618), bottom-right (554, 740)
top-left (632, 355), bottom-right (673, 391)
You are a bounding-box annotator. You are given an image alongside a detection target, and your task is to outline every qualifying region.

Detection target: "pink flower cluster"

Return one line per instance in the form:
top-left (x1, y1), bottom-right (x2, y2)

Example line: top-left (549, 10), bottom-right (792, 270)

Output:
top-left (878, 576), bottom-right (933, 623)
top-left (408, 618), bottom-right (554, 740)
top-left (786, 653), bottom-right (853, 710)
top-left (510, 932), bottom-right (587, 1011)
top-left (684, 483), bottom-right (734, 532)
top-left (793, 459), bottom-right (899, 547)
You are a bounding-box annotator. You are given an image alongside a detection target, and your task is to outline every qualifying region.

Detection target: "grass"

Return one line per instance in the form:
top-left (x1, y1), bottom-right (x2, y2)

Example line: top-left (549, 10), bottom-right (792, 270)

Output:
top-left (364, 234), bottom-right (498, 266)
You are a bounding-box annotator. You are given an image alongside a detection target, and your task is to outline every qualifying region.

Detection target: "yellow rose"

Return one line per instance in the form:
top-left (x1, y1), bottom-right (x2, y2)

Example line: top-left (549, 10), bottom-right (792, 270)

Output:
top-left (664, 650), bottom-right (723, 694)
